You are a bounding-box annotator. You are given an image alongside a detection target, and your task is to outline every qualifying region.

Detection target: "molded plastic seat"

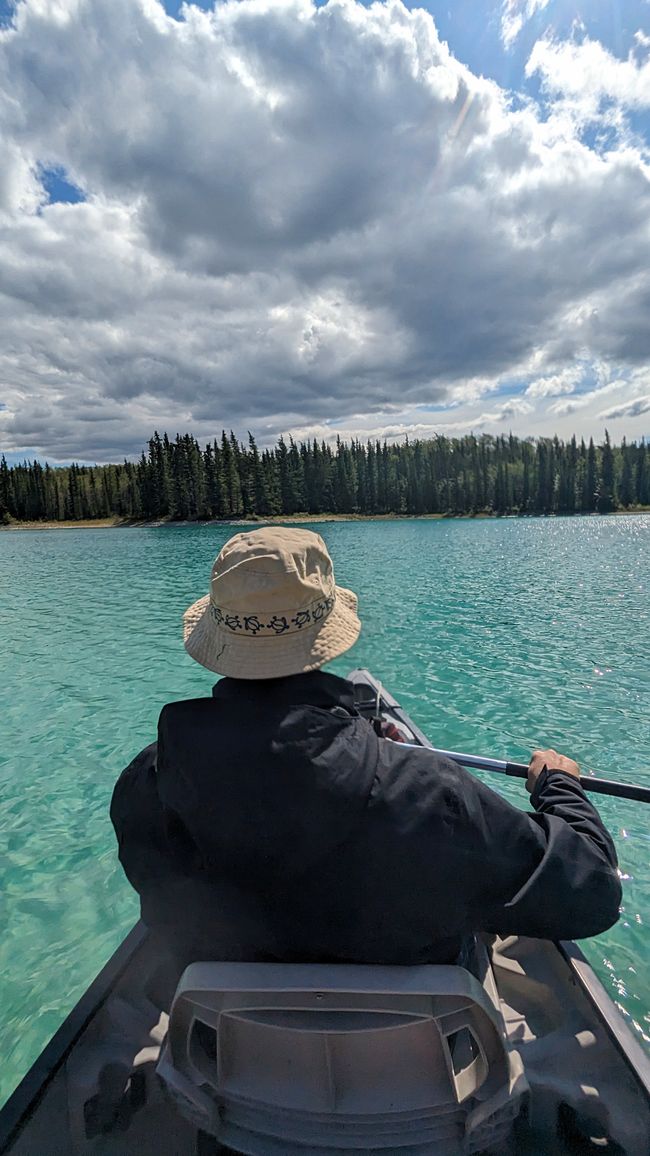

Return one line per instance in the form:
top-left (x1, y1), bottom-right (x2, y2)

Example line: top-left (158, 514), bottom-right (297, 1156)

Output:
top-left (157, 955), bottom-right (527, 1154)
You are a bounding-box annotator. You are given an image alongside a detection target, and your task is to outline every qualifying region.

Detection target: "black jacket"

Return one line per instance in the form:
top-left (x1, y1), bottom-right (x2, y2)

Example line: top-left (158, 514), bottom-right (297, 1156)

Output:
top-left (110, 671), bottom-right (621, 975)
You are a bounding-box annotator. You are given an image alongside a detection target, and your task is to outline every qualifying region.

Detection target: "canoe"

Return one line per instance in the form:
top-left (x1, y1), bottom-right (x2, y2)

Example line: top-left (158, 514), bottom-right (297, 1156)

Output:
top-left (1, 667), bottom-right (649, 1155)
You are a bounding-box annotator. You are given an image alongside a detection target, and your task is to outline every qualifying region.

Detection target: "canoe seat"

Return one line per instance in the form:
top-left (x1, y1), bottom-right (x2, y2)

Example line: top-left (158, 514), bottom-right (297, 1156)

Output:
top-left (156, 955), bottom-right (527, 1154)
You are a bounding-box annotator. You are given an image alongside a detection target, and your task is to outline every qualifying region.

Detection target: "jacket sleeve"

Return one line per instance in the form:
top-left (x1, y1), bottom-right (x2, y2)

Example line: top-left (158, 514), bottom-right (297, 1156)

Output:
top-left (111, 743), bottom-right (169, 891)
top-left (468, 766), bottom-right (622, 941)
top-left (110, 739), bottom-right (278, 970)
top-left (110, 742), bottom-right (200, 913)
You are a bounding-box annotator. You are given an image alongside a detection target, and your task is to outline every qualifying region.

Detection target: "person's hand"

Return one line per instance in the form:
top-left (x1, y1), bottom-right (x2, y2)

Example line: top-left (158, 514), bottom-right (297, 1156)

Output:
top-left (527, 748), bottom-right (580, 793)
top-left (381, 721), bottom-right (408, 743)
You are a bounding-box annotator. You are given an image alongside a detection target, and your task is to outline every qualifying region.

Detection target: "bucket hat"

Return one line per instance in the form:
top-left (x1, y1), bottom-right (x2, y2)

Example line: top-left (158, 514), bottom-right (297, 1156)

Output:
top-left (183, 526), bottom-right (361, 679)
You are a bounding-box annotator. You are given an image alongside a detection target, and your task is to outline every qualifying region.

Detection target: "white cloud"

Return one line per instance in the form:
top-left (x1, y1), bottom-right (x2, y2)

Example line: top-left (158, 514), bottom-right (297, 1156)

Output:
top-left (285, 400), bottom-right (535, 446)
top-left (526, 33), bottom-right (650, 137)
top-left (548, 380), bottom-right (631, 417)
top-left (529, 34), bottom-right (650, 106)
top-left (0, 0), bottom-right (648, 462)
top-left (524, 366), bottom-right (584, 398)
top-left (599, 394), bottom-right (650, 420)
top-left (500, 0), bottom-right (550, 50)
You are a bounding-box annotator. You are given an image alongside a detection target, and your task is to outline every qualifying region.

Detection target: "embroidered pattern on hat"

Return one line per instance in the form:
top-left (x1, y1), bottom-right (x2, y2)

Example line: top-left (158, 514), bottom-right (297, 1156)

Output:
top-left (292, 610), bottom-right (311, 630)
top-left (210, 595), bottom-right (335, 635)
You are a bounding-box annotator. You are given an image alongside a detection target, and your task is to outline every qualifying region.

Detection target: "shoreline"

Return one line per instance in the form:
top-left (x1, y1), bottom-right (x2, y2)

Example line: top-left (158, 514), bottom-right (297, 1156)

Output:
top-left (3, 508), bottom-right (650, 531)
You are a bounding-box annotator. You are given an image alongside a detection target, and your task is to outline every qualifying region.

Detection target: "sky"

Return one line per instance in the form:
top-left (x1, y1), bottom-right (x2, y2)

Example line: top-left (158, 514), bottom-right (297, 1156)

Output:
top-left (0, 0), bottom-right (649, 464)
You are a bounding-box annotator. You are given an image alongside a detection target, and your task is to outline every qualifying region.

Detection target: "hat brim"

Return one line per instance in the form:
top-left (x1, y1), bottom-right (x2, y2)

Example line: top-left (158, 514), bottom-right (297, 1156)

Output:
top-left (183, 586), bottom-right (361, 679)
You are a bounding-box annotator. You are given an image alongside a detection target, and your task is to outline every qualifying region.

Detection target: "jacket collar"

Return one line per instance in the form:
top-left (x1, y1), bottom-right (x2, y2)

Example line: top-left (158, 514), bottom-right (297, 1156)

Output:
top-left (211, 670), bottom-right (357, 713)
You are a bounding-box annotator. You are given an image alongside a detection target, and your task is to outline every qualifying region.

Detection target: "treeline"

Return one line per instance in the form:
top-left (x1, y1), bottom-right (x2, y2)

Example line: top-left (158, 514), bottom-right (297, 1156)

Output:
top-left (1, 431), bottom-right (649, 523)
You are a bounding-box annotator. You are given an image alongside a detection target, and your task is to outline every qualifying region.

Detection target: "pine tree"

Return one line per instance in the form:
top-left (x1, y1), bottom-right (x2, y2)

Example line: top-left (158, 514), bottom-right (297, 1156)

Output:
top-left (0, 455), bottom-right (12, 522)
top-left (221, 431), bottom-right (243, 517)
top-left (618, 438), bottom-right (634, 508)
top-left (535, 441), bottom-right (548, 512)
top-left (598, 431), bottom-right (615, 513)
top-left (148, 431), bottom-right (171, 517)
top-left (262, 449), bottom-right (282, 514)
top-left (206, 440), bottom-right (228, 518)
top-left (288, 438), bottom-right (306, 512)
top-left (637, 442), bottom-right (649, 506)
top-left (585, 438), bottom-right (598, 512)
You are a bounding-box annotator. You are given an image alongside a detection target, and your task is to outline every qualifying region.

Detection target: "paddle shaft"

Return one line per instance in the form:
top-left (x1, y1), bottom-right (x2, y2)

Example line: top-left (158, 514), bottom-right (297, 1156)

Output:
top-left (428, 749), bottom-right (650, 804)
top-left (350, 670), bottom-right (650, 805)
top-left (383, 699), bottom-right (650, 805)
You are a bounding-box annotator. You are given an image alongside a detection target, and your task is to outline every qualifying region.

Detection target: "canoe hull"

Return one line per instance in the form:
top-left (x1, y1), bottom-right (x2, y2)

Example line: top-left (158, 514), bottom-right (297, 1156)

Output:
top-left (1, 668), bottom-right (649, 1154)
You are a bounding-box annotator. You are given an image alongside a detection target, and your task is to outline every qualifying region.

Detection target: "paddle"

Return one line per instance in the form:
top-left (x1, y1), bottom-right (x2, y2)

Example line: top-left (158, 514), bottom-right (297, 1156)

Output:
top-left (423, 748), bottom-right (650, 805)
top-left (349, 669), bottom-right (650, 805)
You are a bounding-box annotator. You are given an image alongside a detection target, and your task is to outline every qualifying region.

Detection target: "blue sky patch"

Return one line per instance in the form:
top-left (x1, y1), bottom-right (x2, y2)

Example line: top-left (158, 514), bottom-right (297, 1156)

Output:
top-left (0, 0), bottom-right (14, 29)
top-left (0, 448), bottom-right (95, 467)
top-left (39, 166), bottom-right (86, 207)
top-left (2, 449), bottom-right (40, 467)
top-left (163, 0), bottom-right (212, 17)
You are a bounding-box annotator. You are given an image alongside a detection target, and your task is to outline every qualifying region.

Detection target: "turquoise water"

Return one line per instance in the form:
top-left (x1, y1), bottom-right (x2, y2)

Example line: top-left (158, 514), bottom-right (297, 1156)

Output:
top-left (1, 515), bottom-right (649, 1106)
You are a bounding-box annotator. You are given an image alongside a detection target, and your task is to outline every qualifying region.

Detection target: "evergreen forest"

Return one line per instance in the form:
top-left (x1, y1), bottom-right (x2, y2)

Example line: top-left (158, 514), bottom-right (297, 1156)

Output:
top-left (1, 430), bottom-right (649, 524)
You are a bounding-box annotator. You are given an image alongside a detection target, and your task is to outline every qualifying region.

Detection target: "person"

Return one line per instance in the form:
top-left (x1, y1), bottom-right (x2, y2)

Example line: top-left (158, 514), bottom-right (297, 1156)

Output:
top-left (110, 526), bottom-right (621, 989)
